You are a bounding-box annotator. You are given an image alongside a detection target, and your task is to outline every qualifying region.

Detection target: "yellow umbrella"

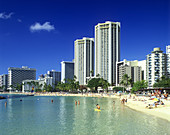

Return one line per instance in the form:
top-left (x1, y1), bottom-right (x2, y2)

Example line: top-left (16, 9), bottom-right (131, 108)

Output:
top-left (152, 98), bottom-right (159, 101)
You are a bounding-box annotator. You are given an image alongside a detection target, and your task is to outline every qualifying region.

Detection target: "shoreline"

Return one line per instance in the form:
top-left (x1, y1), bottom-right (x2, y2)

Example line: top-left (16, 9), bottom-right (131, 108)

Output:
top-left (124, 97), bottom-right (170, 122)
top-left (1, 92), bottom-right (170, 122)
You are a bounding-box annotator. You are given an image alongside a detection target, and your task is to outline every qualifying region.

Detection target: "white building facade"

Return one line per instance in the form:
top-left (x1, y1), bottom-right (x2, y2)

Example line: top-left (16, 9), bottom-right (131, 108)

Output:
top-left (95, 21), bottom-right (120, 85)
top-left (61, 61), bottom-right (74, 83)
top-left (22, 77), bottom-right (53, 92)
top-left (166, 45), bottom-right (170, 78)
top-left (0, 74), bottom-right (8, 91)
top-left (146, 48), bottom-right (167, 87)
top-left (116, 59), bottom-right (146, 86)
top-left (74, 37), bottom-right (94, 85)
top-left (47, 70), bottom-right (61, 87)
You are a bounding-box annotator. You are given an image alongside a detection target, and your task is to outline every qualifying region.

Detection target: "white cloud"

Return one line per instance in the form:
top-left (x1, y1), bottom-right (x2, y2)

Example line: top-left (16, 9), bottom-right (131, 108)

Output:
top-left (30, 22), bottom-right (55, 32)
top-left (0, 12), bottom-right (14, 19)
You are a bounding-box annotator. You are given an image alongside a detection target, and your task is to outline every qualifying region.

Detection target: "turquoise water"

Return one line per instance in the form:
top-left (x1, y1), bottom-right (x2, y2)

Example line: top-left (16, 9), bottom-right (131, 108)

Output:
top-left (0, 95), bottom-right (170, 135)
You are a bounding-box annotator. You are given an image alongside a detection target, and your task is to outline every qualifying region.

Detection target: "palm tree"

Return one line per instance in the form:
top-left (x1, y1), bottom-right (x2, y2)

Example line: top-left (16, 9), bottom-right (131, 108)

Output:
top-left (96, 73), bottom-right (100, 78)
top-left (43, 83), bottom-right (48, 92)
top-left (120, 74), bottom-right (132, 93)
top-left (90, 70), bottom-right (94, 77)
top-left (26, 82), bottom-right (32, 91)
top-left (99, 78), bottom-right (110, 93)
top-left (2, 85), bottom-right (6, 91)
top-left (9, 85), bottom-right (14, 92)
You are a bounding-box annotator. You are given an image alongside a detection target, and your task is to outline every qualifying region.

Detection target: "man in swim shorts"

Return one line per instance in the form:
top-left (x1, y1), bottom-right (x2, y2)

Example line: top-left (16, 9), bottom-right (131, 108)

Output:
top-left (96, 104), bottom-right (100, 109)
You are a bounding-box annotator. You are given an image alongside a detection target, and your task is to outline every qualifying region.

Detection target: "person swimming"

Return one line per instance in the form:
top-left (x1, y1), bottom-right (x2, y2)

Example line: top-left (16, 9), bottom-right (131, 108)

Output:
top-left (96, 104), bottom-right (100, 109)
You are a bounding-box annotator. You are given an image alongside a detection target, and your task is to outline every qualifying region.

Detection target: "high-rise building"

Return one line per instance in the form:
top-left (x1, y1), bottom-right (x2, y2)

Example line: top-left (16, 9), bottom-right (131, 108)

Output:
top-left (116, 59), bottom-right (145, 86)
top-left (61, 61), bottom-right (74, 83)
top-left (0, 74), bottom-right (8, 91)
top-left (74, 37), bottom-right (94, 85)
top-left (146, 48), bottom-right (167, 87)
top-left (47, 70), bottom-right (61, 86)
top-left (95, 21), bottom-right (120, 85)
top-left (166, 45), bottom-right (170, 77)
top-left (8, 66), bottom-right (36, 89)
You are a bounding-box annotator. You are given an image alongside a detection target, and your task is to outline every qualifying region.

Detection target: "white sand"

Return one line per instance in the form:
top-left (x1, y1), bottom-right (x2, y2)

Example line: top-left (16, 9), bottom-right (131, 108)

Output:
top-left (125, 97), bottom-right (170, 122)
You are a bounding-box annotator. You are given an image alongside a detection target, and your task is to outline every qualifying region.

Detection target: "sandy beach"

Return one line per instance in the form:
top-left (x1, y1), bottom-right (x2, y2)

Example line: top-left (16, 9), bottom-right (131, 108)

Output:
top-left (123, 96), bottom-right (170, 122)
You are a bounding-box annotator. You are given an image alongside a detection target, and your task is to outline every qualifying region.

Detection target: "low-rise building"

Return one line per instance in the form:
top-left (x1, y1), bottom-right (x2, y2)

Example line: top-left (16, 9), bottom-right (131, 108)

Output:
top-left (116, 59), bottom-right (146, 86)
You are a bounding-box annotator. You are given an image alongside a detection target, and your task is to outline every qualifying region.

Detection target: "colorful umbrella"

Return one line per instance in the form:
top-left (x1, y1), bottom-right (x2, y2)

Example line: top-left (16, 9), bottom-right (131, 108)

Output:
top-left (152, 98), bottom-right (159, 101)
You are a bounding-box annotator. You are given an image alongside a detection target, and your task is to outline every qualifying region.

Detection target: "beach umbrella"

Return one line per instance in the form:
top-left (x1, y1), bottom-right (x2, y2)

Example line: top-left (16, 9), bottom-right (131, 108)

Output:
top-left (117, 91), bottom-right (122, 93)
top-left (152, 98), bottom-right (159, 101)
top-left (151, 96), bottom-right (156, 98)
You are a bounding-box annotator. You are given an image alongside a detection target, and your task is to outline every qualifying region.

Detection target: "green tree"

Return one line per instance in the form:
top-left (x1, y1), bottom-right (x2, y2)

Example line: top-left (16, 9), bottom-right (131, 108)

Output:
top-left (87, 78), bottom-right (101, 92)
top-left (90, 70), bottom-right (94, 77)
top-left (79, 85), bottom-right (87, 94)
top-left (43, 83), bottom-right (48, 91)
top-left (153, 76), bottom-right (170, 88)
top-left (120, 74), bottom-right (132, 92)
top-left (56, 81), bottom-right (69, 91)
top-left (99, 78), bottom-right (110, 92)
top-left (113, 87), bottom-right (125, 91)
top-left (15, 83), bottom-right (22, 91)
top-left (35, 82), bottom-right (43, 92)
top-left (47, 84), bottom-right (53, 92)
top-left (96, 73), bottom-right (100, 77)
top-left (67, 76), bottom-right (79, 92)
top-left (131, 80), bottom-right (148, 93)
top-left (1, 85), bottom-right (6, 91)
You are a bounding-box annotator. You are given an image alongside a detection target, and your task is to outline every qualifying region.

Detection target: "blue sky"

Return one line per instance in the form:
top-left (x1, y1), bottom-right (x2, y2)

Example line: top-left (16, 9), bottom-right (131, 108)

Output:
top-left (0, 0), bottom-right (169, 78)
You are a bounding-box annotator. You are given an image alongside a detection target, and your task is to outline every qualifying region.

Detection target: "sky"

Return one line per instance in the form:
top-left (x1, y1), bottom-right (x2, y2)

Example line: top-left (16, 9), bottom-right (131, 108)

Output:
top-left (0, 0), bottom-right (169, 78)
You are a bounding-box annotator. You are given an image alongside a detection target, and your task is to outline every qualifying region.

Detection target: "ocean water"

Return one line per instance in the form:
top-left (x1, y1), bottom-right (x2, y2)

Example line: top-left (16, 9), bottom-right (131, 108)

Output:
top-left (0, 95), bottom-right (170, 135)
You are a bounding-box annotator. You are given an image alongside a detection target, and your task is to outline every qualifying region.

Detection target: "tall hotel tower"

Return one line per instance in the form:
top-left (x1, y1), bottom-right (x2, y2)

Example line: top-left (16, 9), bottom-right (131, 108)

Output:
top-left (95, 21), bottom-right (120, 85)
top-left (74, 37), bottom-right (94, 85)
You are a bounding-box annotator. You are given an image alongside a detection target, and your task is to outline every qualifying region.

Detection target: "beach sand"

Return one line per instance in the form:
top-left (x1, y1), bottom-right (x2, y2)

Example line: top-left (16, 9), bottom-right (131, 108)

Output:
top-left (125, 97), bottom-right (170, 122)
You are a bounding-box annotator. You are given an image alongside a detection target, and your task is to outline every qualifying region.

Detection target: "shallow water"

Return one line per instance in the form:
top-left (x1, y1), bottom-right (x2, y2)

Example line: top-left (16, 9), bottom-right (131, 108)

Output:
top-left (0, 95), bottom-right (170, 135)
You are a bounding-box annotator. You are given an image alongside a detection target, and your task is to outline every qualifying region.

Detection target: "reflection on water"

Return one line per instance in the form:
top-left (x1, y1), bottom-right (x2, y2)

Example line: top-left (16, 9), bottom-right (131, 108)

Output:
top-left (0, 96), bottom-right (170, 135)
top-left (7, 99), bottom-right (13, 120)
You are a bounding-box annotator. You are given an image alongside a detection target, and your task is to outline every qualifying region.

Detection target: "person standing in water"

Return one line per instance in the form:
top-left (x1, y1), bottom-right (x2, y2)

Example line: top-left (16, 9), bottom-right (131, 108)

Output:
top-left (5, 102), bottom-right (7, 108)
top-left (96, 104), bottom-right (100, 109)
top-left (75, 100), bottom-right (77, 105)
top-left (78, 100), bottom-right (80, 105)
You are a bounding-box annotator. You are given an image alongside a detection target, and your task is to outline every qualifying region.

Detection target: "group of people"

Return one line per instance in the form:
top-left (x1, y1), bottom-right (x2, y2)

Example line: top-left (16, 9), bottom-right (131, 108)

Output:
top-left (75, 100), bottom-right (80, 105)
top-left (121, 98), bottom-right (127, 104)
top-left (146, 100), bottom-right (165, 109)
top-left (148, 91), bottom-right (169, 100)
